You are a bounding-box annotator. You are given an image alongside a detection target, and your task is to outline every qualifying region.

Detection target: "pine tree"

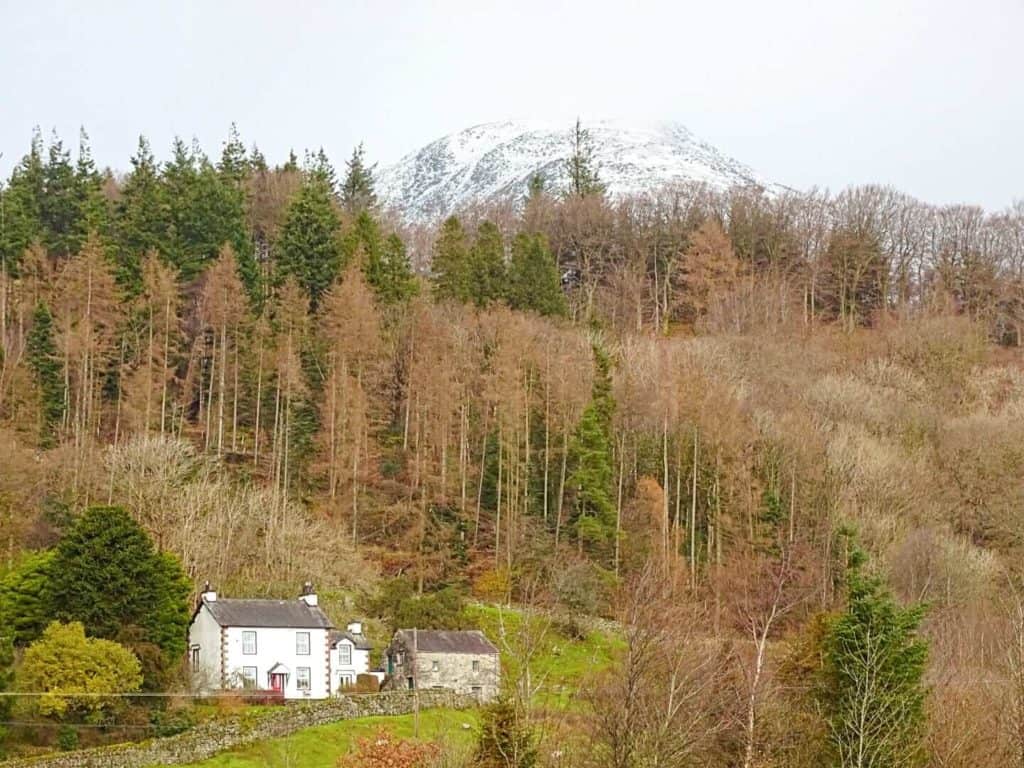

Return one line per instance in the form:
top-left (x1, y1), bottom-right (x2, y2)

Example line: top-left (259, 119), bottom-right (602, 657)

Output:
top-left (567, 345), bottom-right (616, 552)
top-left (469, 220), bottom-right (506, 307)
top-left (41, 130), bottom-right (77, 259)
top-left (340, 142), bottom-right (377, 215)
top-left (819, 548), bottom-right (928, 767)
top-left (431, 216), bottom-right (472, 303)
top-left (379, 233), bottom-right (419, 304)
top-left (565, 118), bottom-right (605, 199)
top-left (0, 129), bottom-right (46, 274)
top-left (116, 136), bottom-right (169, 290)
top-left (26, 301), bottom-right (64, 444)
top-left (474, 693), bottom-right (538, 768)
top-left (71, 129), bottom-right (110, 252)
top-left (276, 174), bottom-right (343, 306)
top-left (308, 148), bottom-right (338, 194)
top-left (507, 233), bottom-right (566, 317)
top-left (217, 122), bottom-right (248, 183)
top-left (344, 211), bottom-right (417, 304)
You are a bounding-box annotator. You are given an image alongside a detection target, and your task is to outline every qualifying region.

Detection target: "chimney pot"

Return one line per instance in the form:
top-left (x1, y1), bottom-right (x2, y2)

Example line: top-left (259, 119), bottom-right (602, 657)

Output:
top-left (347, 621), bottom-right (363, 635)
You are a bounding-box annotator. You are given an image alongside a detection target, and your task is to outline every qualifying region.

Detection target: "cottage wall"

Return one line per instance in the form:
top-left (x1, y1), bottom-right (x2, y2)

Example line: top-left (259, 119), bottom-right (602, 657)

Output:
top-left (187, 605), bottom-right (223, 692)
top-left (221, 626), bottom-right (331, 700)
top-left (392, 650), bottom-right (499, 701)
top-left (329, 640), bottom-right (372, 692)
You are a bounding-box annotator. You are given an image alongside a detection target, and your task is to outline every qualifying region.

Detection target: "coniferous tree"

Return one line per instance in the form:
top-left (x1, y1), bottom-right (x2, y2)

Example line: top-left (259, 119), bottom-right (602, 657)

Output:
top-left (340, 142), bottom-right (377, 215)
top-left (116, 136), bottom-right (169, 290)
top-left (474, 693), bottom-right (538, 768)
top-left (378, 233), bottom-right (419, 304)
top-left (819, 548), bottom-right (928, 767)
top-left (568, 345), bottom-right (616, 553)
top-left (41, 131), bottom-right (77, 259)
top-left (217, 122), bottom-right (248, 182)
top-left (0, 550), bottom-right (56, 646)
top-left (49, 506), bottom-right (190, 688)
top-left (26, 301), bottom-right (64, 444)
top-left (308, 147), bottom-right (338, 194)
top-left (0, 129), bottom-right (46, 273)
top-left (431, 216), bottom-right (472, 303)
top-left (71, 129), bottom-right (110, 252)
top-left (276, 173), bottom-right (343, 306)
top-left (344, 211), bottom-right (417, 304)
top-left (565, 118), bottom-right (605, 199)
top-left (507, 233), bottom-right (566, 317)
top-left (469, 220), bottom-right (506, 307)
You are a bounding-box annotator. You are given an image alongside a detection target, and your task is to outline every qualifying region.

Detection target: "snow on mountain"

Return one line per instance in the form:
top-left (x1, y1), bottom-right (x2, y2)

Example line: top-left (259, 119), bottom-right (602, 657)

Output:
top-left (377, 119), bottom-right (779, 223)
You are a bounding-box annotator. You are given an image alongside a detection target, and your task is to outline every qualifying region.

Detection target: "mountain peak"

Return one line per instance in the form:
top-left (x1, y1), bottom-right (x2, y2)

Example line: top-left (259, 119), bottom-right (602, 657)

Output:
top-left (377, 119), bottom-right (777, 223)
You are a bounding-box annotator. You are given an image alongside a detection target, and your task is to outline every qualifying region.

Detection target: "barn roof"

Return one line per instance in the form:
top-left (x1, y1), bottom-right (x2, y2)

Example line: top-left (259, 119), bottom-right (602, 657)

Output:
top-left (202, 598), bottom-right (334, 629)
top-left (393, 629), bottom-right (498, 655)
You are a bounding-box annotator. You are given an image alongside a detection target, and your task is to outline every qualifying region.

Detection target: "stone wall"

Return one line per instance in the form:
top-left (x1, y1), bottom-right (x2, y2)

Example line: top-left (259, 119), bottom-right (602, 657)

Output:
top-left (2, 691), bottom-right (475, 768)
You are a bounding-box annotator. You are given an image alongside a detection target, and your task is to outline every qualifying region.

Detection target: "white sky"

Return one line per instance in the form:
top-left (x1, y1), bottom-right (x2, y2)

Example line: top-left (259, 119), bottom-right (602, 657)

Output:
top-left (1, 0), bottom-right (1021, 209)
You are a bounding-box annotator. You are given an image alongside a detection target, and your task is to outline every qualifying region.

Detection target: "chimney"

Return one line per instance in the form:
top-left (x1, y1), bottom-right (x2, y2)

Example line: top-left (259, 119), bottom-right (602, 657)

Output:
top-left (347, 621), bottom-right (363, 635)
top-left (299, 581), bottom-right (318, 607)
top-left (200, 581), bottom-right (217, 603)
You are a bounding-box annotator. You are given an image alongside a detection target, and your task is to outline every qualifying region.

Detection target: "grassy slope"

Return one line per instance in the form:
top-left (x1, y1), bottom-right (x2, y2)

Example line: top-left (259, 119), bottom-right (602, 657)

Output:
top-left (175, 605), bottom-right (620, 767)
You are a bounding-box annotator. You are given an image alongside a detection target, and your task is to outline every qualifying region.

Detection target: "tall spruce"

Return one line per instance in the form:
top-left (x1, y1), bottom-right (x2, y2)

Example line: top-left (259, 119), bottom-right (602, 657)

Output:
top-left (340, 142), bottom-right (377, 215)
top-left (0, 129), bottom-right (46, 273)
top-left (507, 232), bottom-right (566, 317)
top-left (565, 118), bottom-right (605, 199)
top-left (568, 345), bottom-right (616, 553)
top-left (71, 129), bottom-right (109, 252)
top-left (41, 131), bottom-right (77, 259)
top-left (116, 136), bottom-right (169, 290)
top-left (276, 172), bottom-right (343, 306)
top-left (469, 220), bottom-right (507, 307)
top-left (819, 547), bottom-right (928, 767)
top-left (26, 302), bottom-right (64, 444)
top-left (431, 216), bottom-right (472, 303)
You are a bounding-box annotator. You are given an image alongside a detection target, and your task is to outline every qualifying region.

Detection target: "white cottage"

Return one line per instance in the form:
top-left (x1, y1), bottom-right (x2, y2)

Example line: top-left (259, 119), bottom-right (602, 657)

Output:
top-left (188, 582), bottom-right (371, 700)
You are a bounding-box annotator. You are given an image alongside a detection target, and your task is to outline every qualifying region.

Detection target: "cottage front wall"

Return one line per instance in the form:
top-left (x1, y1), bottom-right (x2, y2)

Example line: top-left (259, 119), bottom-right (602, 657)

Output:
top-left (329, 640), bottom-right (371, 693)
top-left (393, 649), bottom-right (499, 701)
top-left (222, 626), bottom-right (331, 700)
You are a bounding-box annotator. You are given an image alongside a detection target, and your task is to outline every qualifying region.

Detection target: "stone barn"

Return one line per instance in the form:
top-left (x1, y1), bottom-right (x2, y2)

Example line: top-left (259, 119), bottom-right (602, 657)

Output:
top-left (386, 629), bottom-right (500, 702)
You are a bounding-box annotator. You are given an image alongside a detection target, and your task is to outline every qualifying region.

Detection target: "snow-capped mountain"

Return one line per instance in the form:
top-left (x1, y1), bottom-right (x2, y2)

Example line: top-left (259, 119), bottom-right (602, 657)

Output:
top-left (377, 119), bottom-right (778, 223)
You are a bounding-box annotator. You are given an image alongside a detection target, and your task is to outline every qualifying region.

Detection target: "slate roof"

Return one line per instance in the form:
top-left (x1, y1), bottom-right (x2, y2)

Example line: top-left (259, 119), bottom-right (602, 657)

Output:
top-left (330, 629), bottom-right (373, 650)
top-left (393, 629), bottom-right (498, 655)
top-left (202, 598), bottom-right (334, 629)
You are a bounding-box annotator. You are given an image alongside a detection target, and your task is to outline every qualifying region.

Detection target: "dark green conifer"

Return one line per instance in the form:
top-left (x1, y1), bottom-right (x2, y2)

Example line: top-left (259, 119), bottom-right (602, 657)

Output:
top-left (507, 233), bottom-right (566, 317)
top-left (116, 136), bottom-right (170, 290)
top-left (565, 118), bottom-right (605, 199)
top-left (340, 142), bottom-right (377, 215)
top-left (41, 131), bottom-right (77, 259)
top-left (469, 221), bottom-right (506, 307)
top-left (276, 174), bottom-right (343, 306)
top-left (0, 129), bottom-right (46, 273)
top-left (26, 302), bottom-right (64, 444)
top-left (431, 216), bottom-right (472, 304)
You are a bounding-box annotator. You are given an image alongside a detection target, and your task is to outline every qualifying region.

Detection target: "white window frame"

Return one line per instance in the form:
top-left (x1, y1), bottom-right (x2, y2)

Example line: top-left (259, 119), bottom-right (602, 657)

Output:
top-left (242, 631), bottom-right (257, 655)
top-left (431, 660), bottom-right (440, 672)
top-left (296, 631), bottom-right (310, 655)
top-left (241, 666), bottom-right (258, 689)
top-left (338, 642), bottom-right (352, 665)
top-left (296, 666), bottom-right (311, 691)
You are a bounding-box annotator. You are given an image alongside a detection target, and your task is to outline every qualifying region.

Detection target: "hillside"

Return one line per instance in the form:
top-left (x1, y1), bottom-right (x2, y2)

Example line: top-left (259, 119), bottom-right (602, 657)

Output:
top-left (376, 119), bottom-right (780, 222)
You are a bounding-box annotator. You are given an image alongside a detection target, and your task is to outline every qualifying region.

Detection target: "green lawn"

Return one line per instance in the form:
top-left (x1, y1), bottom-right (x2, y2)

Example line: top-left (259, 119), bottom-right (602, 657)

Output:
top-left (175, 708), bottom-right (479, 768)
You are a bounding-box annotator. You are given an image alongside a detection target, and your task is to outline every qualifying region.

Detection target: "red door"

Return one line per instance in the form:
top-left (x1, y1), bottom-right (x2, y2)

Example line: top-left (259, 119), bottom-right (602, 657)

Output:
top-left (270, 673), bottom-right (285, 693)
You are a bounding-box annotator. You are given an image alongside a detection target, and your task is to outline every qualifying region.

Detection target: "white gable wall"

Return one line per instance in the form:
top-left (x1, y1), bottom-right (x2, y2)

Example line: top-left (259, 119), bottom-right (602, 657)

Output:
top-left (188, 604), bottom-right (223, 692)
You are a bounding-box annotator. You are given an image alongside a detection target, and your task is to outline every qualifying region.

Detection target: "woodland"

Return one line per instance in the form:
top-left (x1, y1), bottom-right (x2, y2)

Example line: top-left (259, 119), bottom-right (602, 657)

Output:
top-left (0, 121), bottom-right (1023, 766)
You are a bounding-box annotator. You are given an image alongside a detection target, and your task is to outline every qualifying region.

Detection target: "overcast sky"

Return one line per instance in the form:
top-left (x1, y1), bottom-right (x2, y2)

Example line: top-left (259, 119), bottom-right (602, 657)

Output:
top-left (1, 0), bottom-right (1021, 209)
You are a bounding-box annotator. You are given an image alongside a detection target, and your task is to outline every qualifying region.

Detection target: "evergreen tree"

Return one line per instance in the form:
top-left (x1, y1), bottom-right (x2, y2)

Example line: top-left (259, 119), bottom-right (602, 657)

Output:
top-left (819, 548), bottom-right (928, 767)
top-left (565, 118), bottom-right (605, 199)
top-left (0, 129), bottom-right (46, 274)
top-left (308, 147), bottom-right (338, 194)
top-left (507, 233), bottom-right (567, 317)
top-left (282, 149), bottom-right (299, 172)
top-left (378, 233), bottom-right (419, 304)
top-left (567, 345), bottom-right (616, 552)
top-left (469, 220), bottom-right (506, 307)
top-left (340, 142), bottom-right (377, 215)
top-left (0, 550), bottom-right (56, 646)
top-left (116, 136), bottom-right (170, 290)
top-left (217, 122), bottom-right (248, 183)
top-left (71, 128), bottom-right (110, 252)
top-left (49, 506), bottom-right (190, 688)
top-left (41, 130), bottom-right (77, 259)
top-left (276, 174), bottom-right (343, 306)
top-left (431, 216), bottom-right (472, 303)
top-left (26, 302), bottom-right (64, 444)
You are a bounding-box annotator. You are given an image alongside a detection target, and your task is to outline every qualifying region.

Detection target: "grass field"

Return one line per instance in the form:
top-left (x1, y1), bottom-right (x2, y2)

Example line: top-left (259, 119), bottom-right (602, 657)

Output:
top-left (175, 708), bottom-right (479, 768)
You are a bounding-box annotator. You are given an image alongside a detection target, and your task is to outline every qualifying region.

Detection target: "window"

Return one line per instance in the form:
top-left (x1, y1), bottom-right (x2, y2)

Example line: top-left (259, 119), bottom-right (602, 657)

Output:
top-left (472, 660), bottom-right (480, 672)
top-left (296, 667), bottom-right (311, 691)
top-left (338, 642), bottom-right (351, 665)
top-left (471, 686), bottom-right (483, 698)
top-left (338, 673), bottom-right (354, 689)
top-left (296, 632), bottom-right (310, 655)
top-left (242, 631), bottom-right (257, 655)
top-left (190, 646), bottom-right (200, 667)
top-left (241, 667), bottom-right (258, 689)
top-left (431, 660), bottom-right (440, 672)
